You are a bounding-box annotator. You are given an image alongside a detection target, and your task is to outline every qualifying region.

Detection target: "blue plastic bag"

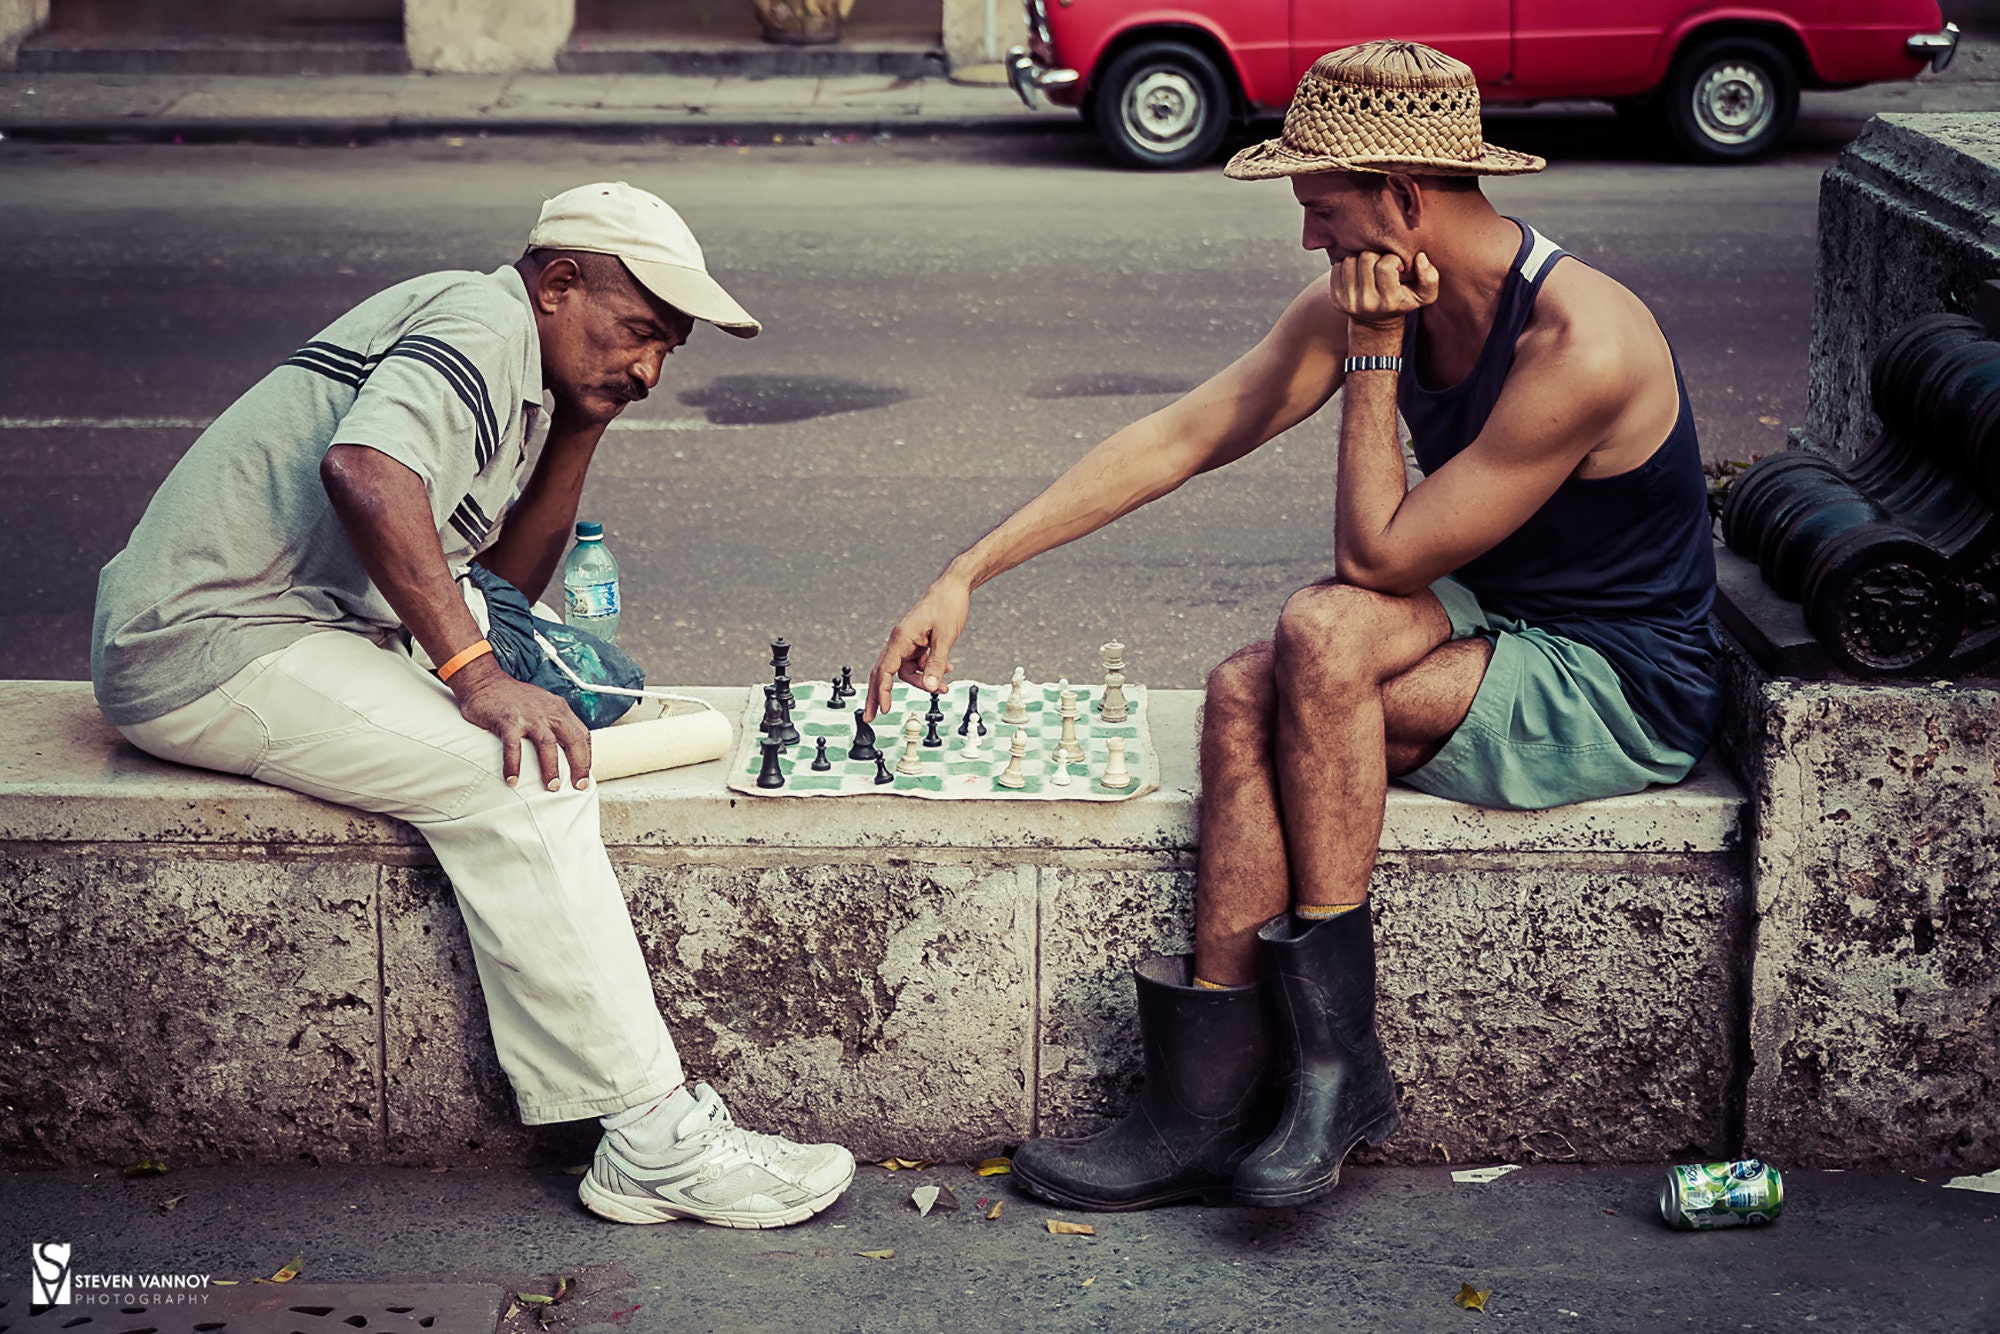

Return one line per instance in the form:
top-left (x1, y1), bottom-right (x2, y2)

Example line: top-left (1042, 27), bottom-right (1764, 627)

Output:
top-left (464, 564), bottom-right (643, 730)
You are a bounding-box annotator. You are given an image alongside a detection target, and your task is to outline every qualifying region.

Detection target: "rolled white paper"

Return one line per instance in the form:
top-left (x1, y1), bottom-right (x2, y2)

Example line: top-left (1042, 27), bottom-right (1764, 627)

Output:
top-left (592, 705), bottom-right (733, 782)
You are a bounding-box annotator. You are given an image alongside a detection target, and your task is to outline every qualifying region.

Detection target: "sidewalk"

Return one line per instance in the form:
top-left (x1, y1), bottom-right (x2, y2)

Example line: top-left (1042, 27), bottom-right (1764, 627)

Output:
top-left (0, 37), bottom-right (1995, 145)
top-left (4, 1161), bottom-right (1996, 1332)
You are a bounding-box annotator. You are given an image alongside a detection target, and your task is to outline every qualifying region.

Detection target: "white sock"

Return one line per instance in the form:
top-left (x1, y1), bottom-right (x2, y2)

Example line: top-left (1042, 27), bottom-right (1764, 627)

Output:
top-left (601, 1084), bottom-right (697, 1153)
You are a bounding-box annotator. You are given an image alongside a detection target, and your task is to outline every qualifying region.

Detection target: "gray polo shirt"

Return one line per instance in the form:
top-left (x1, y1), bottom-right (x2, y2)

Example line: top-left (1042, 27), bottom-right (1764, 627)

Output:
top-left (93, 264), bottom-right (550, 726)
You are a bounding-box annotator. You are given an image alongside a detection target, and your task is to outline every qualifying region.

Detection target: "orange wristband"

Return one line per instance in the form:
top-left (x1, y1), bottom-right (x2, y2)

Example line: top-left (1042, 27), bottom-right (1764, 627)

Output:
top-left (436, 639), bottom-right (493, 683)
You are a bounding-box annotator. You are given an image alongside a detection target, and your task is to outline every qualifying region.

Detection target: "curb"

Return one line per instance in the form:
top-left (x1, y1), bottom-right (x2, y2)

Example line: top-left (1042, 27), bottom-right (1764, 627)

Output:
top-left (0, 112), bottom-right (1076, 144)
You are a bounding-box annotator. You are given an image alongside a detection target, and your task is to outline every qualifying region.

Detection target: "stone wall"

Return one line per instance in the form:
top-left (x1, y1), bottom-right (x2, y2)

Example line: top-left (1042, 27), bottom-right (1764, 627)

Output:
top-left (941, 0), bottom-right (1025, 70)
top-left (1720, 636), bottom-right (2000, 1172)
top-left (1805, 113), bottom-right (2000, 464)
top-left (405, 0), bottom-right (574, 74)
top-left (0, 682), bottom-right (1750, 1170)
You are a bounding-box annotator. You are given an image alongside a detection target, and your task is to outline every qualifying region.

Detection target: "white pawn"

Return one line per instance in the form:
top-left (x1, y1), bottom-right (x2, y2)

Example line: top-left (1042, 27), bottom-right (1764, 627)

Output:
top-left (995, 729), bottom-right (1028, 789)
top-left (1100, 736), bottom-right (1133, 790)
top-left (896, 714), bottom-right (926, 776)
top-left (1051, 754), bottom-right (1071, 787)
top-left (961, 712), bottom-right (985, 759)
top-left (1001, 667), bottom-right (1030, 725)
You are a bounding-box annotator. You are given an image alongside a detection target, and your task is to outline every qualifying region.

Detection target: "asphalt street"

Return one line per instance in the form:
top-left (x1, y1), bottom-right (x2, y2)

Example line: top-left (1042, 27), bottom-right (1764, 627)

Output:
top-left (0, 114), bottom-right (1870, 690)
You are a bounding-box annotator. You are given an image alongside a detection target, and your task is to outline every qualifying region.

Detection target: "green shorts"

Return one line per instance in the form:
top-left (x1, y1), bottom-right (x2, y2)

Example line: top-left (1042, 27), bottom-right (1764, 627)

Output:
top-left (1401, 577), bottom-right (1702, 811)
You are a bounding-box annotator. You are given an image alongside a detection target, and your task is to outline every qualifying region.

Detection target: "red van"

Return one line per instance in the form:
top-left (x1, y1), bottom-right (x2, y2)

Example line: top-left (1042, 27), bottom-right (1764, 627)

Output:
top-left (1006, 0), bottom-right (1959, 168)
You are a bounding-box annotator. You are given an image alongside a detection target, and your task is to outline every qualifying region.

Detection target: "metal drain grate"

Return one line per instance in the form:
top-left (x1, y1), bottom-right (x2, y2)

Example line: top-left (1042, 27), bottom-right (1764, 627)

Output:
top-left (1, 1284), bottom-right (505, 1334)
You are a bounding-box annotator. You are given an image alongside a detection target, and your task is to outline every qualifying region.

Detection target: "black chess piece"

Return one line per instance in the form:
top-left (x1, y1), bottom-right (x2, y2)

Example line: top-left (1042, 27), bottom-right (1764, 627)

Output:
top-left (756, 736), bottom-right (786, 789)
top-left (957, 684), bottom-right (982, 736)
top-left (849, 710), bottom-right (879, 762)
top-left (811, 738), bottom-right (832, 771)
top-left (768, 638), bottom-right (792, 677)
top-left (776, 690), bottom-right (800, 746)
top-left (760, 685), bottom-right (785, 741)
top-left (873, 752), bottom-right (894, 784)
top-left (925, 690), bottom-right (945, 726)
top-left (922, 713), bottom-right (944, 747)
top-left (838, 666), bottom-right (855, 700)
top-left (826, 673), bottom-right (846, 708)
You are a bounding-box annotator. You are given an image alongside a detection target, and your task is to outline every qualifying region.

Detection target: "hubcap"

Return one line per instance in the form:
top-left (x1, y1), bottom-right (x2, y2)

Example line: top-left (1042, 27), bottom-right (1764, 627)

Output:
top-left (1691, 60), bottom-right (1773, 146)
top-left (1123, 66), bottom-right (1205, 153)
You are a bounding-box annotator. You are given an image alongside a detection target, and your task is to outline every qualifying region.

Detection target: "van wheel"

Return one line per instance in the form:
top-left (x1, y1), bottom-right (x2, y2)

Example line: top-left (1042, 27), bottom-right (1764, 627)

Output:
top-left (1661, 35), bottom-right (1799, 162)
top-left (1093, 41), bottom-right (1230, 170)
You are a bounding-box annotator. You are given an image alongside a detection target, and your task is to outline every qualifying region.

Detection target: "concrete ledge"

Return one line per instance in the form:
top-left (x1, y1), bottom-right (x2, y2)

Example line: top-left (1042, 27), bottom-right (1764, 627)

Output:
top-left (0, 680), bottom-right (1749, 1170)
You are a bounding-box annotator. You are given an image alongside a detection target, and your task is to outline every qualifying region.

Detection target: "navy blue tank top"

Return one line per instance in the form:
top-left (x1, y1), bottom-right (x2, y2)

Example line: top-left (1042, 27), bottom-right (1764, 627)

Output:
top-left (1396, 220), bottom-right (1720, 758)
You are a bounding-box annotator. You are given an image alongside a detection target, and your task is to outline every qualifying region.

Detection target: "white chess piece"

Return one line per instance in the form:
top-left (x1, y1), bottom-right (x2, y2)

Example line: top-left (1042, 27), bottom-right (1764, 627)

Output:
top-left (961, 712), bottom-right (985, 759)
top-left (1001, 667), bottom-right (1029, 725)
top-left (896, 714), bottom-right (926, 776)
top-left (1099, 640), bottom-right (1130, 723)
top-left (1055, 688), bottom-right (1084, 764)
top-left (1100, 736), bottom-right (1133, 790)
top-left (995, 729), bottom-right (1028, 789)
top-left (1050, 754), bottom-right (1071, 787)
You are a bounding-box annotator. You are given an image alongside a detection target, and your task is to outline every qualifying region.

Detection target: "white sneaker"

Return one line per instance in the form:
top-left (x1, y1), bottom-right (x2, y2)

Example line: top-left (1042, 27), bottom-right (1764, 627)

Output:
top-left (579, 1083), bottom-right (855, 1229)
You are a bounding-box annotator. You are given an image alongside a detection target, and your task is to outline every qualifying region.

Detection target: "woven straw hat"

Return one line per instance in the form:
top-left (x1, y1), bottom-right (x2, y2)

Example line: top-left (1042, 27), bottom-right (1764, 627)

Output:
top-left (1225, 41), bottom-right (1544, 180)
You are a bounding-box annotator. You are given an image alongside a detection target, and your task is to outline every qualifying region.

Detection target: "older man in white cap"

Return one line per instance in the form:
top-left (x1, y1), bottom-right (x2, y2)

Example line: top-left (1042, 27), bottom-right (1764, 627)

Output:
top-left (871, 42), bottom-right (1719, 1211)
top-left (93, 182), bottom-right (855, 1229)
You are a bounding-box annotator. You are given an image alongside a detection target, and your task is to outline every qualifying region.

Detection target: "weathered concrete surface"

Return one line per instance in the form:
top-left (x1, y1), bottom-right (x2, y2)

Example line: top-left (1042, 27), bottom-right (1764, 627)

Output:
top-left (405, 0), bottom-right (572, 73)
top-left (1721, 635), bottom-right (2000, 1171)
top-left (0, 680), bottom-right (1748, 1168)
top-left (1036, 855), bottom-right (1749, 1166)
top-left (941, 0), bottom-right (1023, 69)
top-left (0, 853), bottom-right (383, 1167)
top-left (1806, 113), bottom-right (2000, 464)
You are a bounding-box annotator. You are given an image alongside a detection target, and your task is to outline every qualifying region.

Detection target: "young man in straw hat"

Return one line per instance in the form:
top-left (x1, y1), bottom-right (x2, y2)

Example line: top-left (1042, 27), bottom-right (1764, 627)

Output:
top-left (95, 182), bottom-right (856, 1229)
top-left (868, 41), bottom-right (1719, 1210)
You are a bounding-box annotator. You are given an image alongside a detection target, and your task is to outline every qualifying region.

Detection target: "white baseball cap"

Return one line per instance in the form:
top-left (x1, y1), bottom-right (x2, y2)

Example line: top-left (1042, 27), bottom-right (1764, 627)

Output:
top-left (527, 181), bottom-right (761, 338)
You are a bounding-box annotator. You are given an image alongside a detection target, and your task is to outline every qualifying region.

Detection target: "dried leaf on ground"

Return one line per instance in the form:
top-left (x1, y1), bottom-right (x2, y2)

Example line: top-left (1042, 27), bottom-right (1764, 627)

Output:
top-left (855, 1249), bottom-right (896, 1260)
top-left (514, 1293), bottom-right (554, 1307)
top-left (254, 1257), bottom-right (303, 1285)
top-left (973, 1157), bottom-right (1013, 1176)
top-left (158, 1195), bottom-right (186, 1212)
top-left (553, 1277), bottom-right (571, 1302)
top-left (502, 1302), bottom-right (520, 1321)
top-left (1944, 1168), bottom-right (2000, 1193)
top-left (429, 1166), bottom-right (450, 1174)
top-left (986, 1201), bottom-right (1003, 1221)
top-left (876, 1157), bottom-right (933, 1171)
top-left (1081, 1277), bottom-right (1095, 1287)
top-left (122, 1158), bottom-right (169, 1178)
top-left (1046, 1219), bottom-right (1095, 1236)
top-left (1453, 1284), bottom-right (1490, 1313)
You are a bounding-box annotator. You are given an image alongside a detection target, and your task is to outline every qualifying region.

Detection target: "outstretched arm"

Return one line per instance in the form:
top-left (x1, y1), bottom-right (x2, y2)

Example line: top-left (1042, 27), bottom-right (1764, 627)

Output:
top-left (866, 277), bottom-right (1352, 716)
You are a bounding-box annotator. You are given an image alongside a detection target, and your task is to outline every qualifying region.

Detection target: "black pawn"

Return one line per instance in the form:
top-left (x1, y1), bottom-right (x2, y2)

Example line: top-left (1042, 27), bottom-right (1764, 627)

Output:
top-left (849, 710), bottom-right (879, 762)
top-left (756, 736), bottom-right (786, 789)
top-left (838, 666), bottom-right (855, 700)
top-left (925, 690), bottom-right (945, 728)
top-left (810, 737), bottom-right (832, 771)
top-left (957, 684), bottom-right (982, 736)
top-left (873, 753), bottom-right (894, 785)
top-left (922, 713), bottom-right (944, 748)
top-left (826, 673), bottom-right (846, 708)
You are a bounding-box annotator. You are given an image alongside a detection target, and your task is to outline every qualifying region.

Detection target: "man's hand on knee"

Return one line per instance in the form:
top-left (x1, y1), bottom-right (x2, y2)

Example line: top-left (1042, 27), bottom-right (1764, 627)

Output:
top-left (447, 658), bottom-right (592, 791)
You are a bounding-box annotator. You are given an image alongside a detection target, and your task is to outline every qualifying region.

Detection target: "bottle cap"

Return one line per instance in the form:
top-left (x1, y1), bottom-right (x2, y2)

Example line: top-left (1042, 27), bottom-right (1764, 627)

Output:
top-left (574, 521), bottom-right (604, 539)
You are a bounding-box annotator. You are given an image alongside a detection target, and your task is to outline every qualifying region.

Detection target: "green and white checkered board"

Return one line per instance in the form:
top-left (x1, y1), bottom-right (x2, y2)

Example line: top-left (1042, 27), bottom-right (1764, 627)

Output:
top-left (727, 678), bottom-right (1157, 801)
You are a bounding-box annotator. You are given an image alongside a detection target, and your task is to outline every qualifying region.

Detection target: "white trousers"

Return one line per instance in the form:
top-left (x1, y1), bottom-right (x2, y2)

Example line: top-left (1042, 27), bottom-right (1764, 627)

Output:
top-left (118, 630), bottom-right (685, 1125)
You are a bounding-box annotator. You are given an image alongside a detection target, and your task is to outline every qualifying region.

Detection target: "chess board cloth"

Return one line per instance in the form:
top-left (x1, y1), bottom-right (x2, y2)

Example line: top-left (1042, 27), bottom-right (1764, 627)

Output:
top-left (726, 678), bottom-right (1158, 801)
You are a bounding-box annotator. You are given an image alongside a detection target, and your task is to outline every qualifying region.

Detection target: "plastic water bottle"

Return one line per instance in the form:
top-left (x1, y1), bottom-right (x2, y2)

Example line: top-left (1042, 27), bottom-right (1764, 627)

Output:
top-left (563, 520), bottom-right (621, 643)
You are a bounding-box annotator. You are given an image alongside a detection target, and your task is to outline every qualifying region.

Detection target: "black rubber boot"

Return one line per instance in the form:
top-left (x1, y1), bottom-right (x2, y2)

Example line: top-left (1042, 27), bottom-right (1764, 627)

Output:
top-left (1011, 955), bottom-right (1279, 1211)
top-left (1233, 904), bottom-right (1401, 1207)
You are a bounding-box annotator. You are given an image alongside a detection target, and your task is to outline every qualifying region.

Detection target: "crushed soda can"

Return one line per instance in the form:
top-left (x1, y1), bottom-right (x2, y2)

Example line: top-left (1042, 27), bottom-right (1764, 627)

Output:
top-left (1660, 1159), bottom-right (1784, 1229)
